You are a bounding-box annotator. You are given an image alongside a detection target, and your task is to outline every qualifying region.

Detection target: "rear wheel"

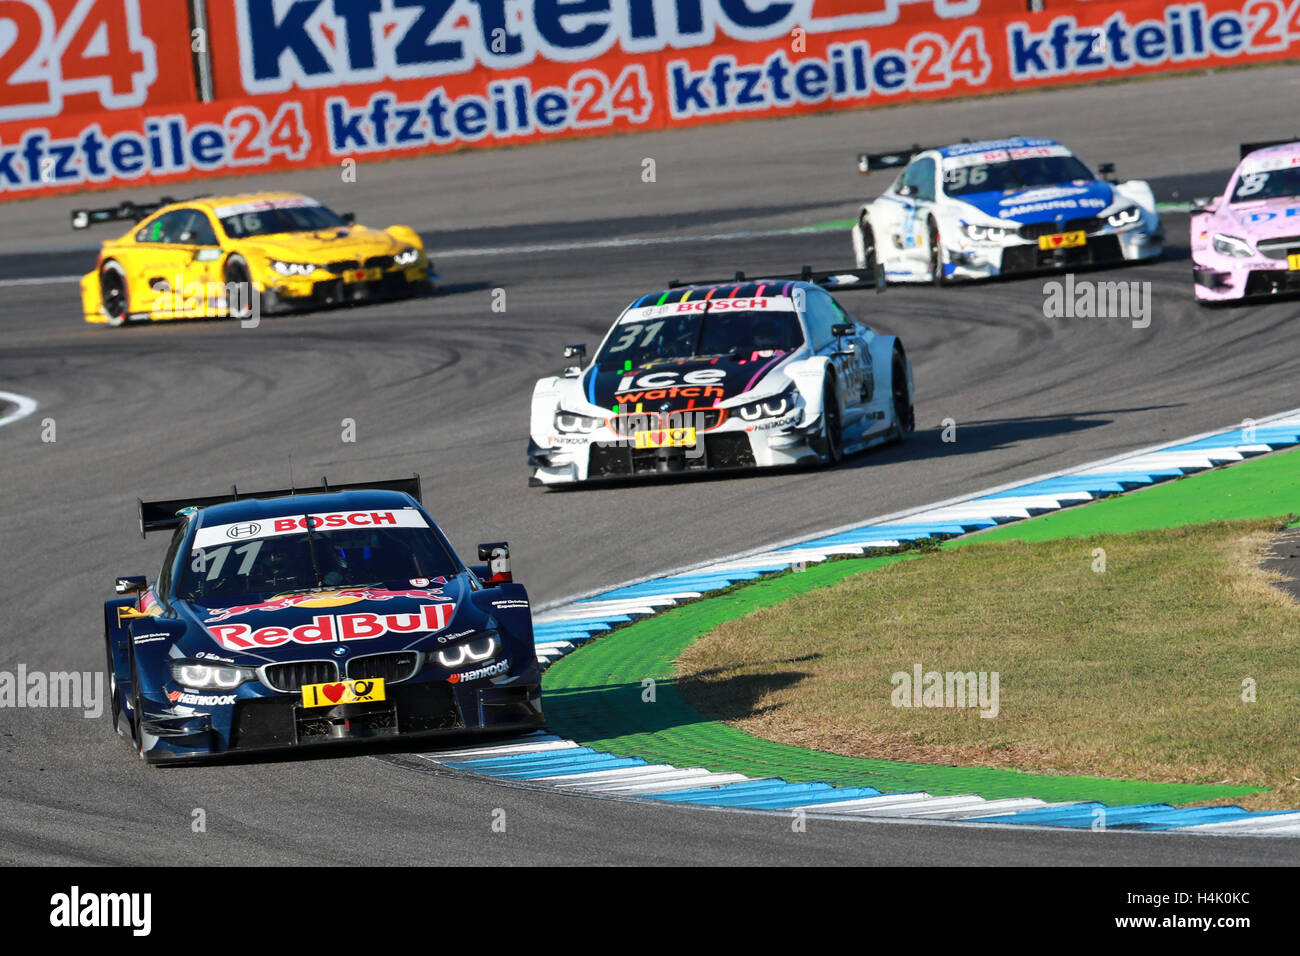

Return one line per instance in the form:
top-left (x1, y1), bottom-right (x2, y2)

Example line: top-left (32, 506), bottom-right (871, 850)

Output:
top-left (99, 260), bottom-right (129, 326)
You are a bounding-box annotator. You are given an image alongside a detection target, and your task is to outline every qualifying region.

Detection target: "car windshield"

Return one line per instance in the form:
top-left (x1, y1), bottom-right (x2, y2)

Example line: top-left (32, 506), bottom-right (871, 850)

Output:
top-left (178, 527), bottom-right (459, 600)
top-left (596, 310), bottom-right (805, 370)
top-left (219, 204), bottom-right (348, 238)
top-left (943, 156), bottom-right (1094, 196)
top-left (1231, 166), bottom-right (1300, 202)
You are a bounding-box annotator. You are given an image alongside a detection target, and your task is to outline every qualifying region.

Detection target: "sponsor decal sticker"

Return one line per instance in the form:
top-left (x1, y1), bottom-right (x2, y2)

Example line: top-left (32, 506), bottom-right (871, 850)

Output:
top-left (192, 510), bottom-right (428, 549)
top-left (447, 660), bottom-right (509, 684)
top-left (205, 602), bottom-right (454, 650)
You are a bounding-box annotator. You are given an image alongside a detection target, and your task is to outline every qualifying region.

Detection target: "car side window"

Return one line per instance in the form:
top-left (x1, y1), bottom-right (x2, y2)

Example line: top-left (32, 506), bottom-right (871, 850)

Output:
top-left (180, 210), bottom-right (219, 246)
top-left (156, 522), bottom-right (188, 600)
top-left (804, 290), bottom-right (841, 350)
top-left (903, 158), bottom-right (936, 202)
top-left (136, 210), bottom-right (191, 244)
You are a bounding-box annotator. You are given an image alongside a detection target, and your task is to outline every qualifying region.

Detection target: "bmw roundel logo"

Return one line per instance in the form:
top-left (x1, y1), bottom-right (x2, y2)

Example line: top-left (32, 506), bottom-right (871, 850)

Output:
top-left (659, 402), bottom-right (672, 412)
top-left (332, 646), bottom-right (348, 657)
top-left (225, 522), bottom-right (261, 540)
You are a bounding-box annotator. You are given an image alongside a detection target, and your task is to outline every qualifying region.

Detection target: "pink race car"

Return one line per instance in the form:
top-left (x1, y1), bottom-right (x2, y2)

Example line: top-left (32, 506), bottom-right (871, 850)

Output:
top-left (1191, 139), bottom-right (1300, 304)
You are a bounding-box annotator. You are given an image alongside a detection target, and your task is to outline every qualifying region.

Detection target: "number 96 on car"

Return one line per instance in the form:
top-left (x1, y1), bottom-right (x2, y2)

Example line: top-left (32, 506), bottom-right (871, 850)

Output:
top-left (301, 678), bottom-right (386, 708)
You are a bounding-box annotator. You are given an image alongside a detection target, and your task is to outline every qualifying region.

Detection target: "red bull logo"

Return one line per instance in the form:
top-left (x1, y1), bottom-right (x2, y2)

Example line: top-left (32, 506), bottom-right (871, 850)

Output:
top-left (206, 602), bottom-right (455, 651)
top-left (203, 587), bottom-right (445, 623)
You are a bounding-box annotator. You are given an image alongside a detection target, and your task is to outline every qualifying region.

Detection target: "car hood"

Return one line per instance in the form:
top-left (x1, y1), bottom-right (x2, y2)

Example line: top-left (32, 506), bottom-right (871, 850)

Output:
top-left (172, 576), bottom-right (484, 661)
top-left (585, 355), bottom-right (793, 413)
top-left (956, 180), bottom-right (1115, 224)
top-left (241, 226), bottom-right (407, 261)
top-left (1216, 198), bottom-right (1300, 238)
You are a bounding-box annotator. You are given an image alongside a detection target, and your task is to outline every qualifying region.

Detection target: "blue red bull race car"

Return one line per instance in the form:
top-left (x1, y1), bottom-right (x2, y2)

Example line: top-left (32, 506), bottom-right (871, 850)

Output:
top-left (104, 476), bottom-right (543, 764)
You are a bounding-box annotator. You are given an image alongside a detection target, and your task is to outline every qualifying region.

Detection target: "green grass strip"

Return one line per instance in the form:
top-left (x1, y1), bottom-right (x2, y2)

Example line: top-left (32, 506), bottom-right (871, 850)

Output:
top-left (961, 446), bottom-right (1300, 545)
top-left (543, 447), bottom-right (1300, 805)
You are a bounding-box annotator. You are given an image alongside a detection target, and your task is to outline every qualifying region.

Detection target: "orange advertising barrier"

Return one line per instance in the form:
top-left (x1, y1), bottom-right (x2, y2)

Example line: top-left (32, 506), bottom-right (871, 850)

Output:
top-left (0, 0), bottom-right (1296, 200)
top-left (0, 0), bottom-right (196, 122)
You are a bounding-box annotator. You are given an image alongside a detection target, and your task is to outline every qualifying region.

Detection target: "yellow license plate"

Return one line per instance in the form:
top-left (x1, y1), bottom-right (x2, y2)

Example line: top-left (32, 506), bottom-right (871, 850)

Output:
top-left (300, 678), bottom-right (386, 708)
top-left (1038, 231), bottom-right (1086, 250)
top-left (1289, 254), bottom-right (1300, 271)
top-left (635, 427), bottom-right (697, 449)
top-left (344, 267), bottom-right (382, 283)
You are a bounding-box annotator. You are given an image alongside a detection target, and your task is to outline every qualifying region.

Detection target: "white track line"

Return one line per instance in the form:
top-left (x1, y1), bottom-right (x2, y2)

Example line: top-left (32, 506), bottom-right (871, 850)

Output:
top-left (0, 275), bottom-right (81, 287)
top-left (0, 390), bottom-right (38, 429)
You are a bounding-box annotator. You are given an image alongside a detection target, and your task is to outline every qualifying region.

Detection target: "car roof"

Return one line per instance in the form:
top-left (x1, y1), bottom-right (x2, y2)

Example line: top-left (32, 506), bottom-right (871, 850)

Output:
top-left (162, 191), bottom-right (314, 214)
top-left (191, 490), bottom-right (422, 528)
top-left (627, 280), bottom-right (820, 309)
top-left (1240, 141), bottom-right (1300, 164)
top-left (936, 137), bottom-right (1065, 158)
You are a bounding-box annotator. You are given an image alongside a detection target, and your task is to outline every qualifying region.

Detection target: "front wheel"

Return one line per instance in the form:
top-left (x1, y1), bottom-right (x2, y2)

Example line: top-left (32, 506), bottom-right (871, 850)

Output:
top-left (927, 219), bottom-right (948, 287)
top-left (816, 379), bottom-right (844, 466)
top-left (891, 346), bottom-right (914, 440)
top-left (857, 215), bottom-right (876, 271)
top-left (224, 254), bottom-right (255, 321)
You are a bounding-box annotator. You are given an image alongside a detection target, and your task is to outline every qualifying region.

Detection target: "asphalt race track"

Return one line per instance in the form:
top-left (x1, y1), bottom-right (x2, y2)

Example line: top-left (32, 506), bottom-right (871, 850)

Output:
top-left (2, 66), bottom-right (1299, 865)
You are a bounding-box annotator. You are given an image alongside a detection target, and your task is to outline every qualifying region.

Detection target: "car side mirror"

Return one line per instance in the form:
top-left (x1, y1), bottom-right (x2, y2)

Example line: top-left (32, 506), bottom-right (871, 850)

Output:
top-left (115, 575), bottom-right (148, 595)
top-left (832, 322), bottom-right (856, 356)
top-left (342, 212), bottom-right (356, 225)
top-left (476, 542), bottom-right (511, 584)
top-left (563, 344), bottom-right (586, 360)
top-left (1189, 197), bottom-right (1215, 215)
top-left (896, 184), bottom-right (915, 197)
top-left (563, 366), bottom-right (582, 378)
top-left (1098, 162), bottom-right (1117, 183)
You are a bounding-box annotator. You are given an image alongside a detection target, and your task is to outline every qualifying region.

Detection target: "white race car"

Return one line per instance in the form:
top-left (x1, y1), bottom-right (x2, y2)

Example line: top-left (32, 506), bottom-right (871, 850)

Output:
top-left (527, 269), bottom-right (914, 486)
top-left (851, 137), bottom-right (1163, 283)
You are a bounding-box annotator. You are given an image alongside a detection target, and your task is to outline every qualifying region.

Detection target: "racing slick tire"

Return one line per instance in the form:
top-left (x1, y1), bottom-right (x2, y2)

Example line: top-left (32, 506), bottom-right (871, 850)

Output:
top-left (858, 214), bottom-right (877, 272)
top-left (816, 377), bottom-right (845, 466)
top-left (223, 254), bottom-right (255, 321)
top-left (927, 218), bottom-right (948, 287)
top-left (100, 260), bottom-right (130, 326)
top-left (104, 633), bottom-right (123, 736)
top-left (891, 345), bottom-right (915, 441)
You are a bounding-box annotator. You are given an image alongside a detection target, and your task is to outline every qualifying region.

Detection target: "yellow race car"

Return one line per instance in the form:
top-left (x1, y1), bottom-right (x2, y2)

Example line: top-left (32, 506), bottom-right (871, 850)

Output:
top-left (73, 191), bottom-right (435, 325)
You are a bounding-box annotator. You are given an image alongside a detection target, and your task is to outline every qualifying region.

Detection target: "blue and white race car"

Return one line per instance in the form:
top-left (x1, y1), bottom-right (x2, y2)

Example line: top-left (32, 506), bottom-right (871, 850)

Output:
top-left (527, 268), bottom-right (914, 485)
top-left (851, 137), bottom-right (1163, 283)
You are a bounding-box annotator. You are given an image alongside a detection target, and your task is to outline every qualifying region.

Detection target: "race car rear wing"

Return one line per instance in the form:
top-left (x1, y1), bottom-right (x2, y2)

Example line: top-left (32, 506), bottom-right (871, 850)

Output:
top-left (137, 474), bottom-right (424, 537)
top-left (71, 197), bottom-right (179, 230)
top-left (1240, 138), bottom-right (1300, 159)
top-left (668, 264), bottom-right (887, 293)
top-left (856, 138), bottom-right (975, 174)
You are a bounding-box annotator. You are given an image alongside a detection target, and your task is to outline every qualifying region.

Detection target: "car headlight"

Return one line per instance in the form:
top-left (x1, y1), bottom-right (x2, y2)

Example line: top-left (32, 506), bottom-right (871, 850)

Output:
top-left (170, 662), bottom-right (256, 689)
top-left (737, 385), bottom-right (798, 422)
top-left (555, 411), bottom-right (600, 434)
top-left (1106, 206), bottom-right (1143, 228)
top-left (1212, 233), bottom-right (1253, 258)
top-left (394, 247), bottom-right (420, 266)
top-left (962, 222), bottom-right (1013, 242)
top-left (435, 635), bottom-right (499, 669)
top-left (270, 260), bottom-right (318, 276)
